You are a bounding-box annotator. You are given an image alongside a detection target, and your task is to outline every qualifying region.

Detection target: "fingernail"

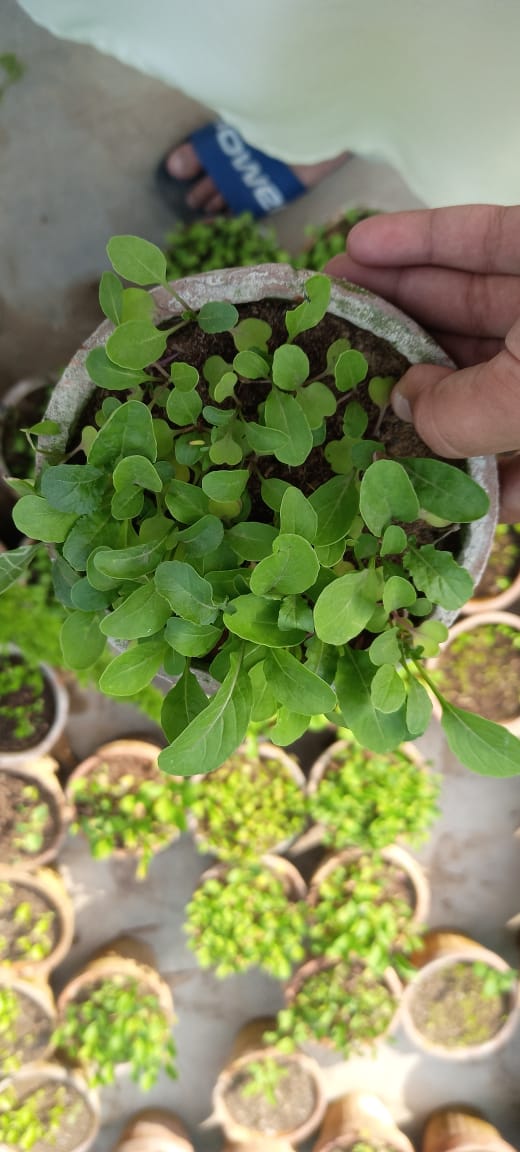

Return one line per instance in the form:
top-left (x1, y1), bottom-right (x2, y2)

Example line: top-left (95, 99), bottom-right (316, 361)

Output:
top-left (391, 387), bottom-right (413, 423)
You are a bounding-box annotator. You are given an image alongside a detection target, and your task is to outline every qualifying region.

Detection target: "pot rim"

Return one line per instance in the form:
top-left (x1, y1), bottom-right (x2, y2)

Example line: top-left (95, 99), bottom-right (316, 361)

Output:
top-left (308, 842), bottom-right (430, 929)
top-left (0, 1060), bottom-right (100, 1152)
top-left (427, 610), bottom-right (520, 734)
top-left (0, 760), bottom-right (69, 871)
top-left (0, 864), bottom-right (74, 976)
top-left (0, 644), bottom-right (69, 768)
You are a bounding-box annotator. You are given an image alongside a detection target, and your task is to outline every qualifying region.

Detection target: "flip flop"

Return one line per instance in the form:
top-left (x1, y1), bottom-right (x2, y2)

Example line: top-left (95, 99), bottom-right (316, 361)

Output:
top-left (156, 120), bottom-right (306, 221)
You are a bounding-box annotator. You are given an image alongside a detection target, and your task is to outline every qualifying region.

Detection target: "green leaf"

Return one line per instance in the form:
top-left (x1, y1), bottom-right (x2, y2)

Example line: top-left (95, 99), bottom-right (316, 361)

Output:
top-left (155, 560), bottom-right (217, 624)
top-left (198, 301), bottom-right (239, 333)
top-left (121, 286), bottom-right (155, 323)
top-left (381, 525), bottom-right (408, 556)
top-left (99, 271), bottom-right (123, 324)
top-left (86, 346), bottom-right (150, 391)
top-left (279, 487), bottom-right (317, 542)
top-left (272, 344), bottom-right (309, 390)
top-left (248, 662), bottom-right (277, 723)
top-left (161, 668), bottom-right (209, 743)
top-left (60, 611), bottom-right (107, 669)
top-left (285, 274), bottom-right (331, 340)
top-left (260, 478), bottom-right (290, 513)
top-left (224, 595), bottom-right (307, 647)
top-left (266, 649), bottom-right (336, 714)
top-left (336, 647), bottom-right (412, 751)
top-left (371, 664), bottom-right (407, 713)
top-left (106, 235), bottom-right (167, 285)
top-left (401, 458), bottom-right (490, 523)
top-left (111, 486), bottom-right (144, 520)
top-left (63, 511), bottom-right (118, 570)
top-left (94, 533), bottom-right (169, 579)
top-left (12, 495), bottom-right (77, 543)
top-left (166, 387), bottom-right (202, 426)
top-left (360, 460), bottom-right (420, 536)
top-left (404, 544), bottom-right (474, 610)
top-left (158, 652), bottom-right (252, 775)
top-left (296, 381), bottom-right (337, 428)
top-left (383, 575), bottom-right (417, 613)
top-left (233, 350), bottom-right (270, 379)
top-left (213, 371), bottom-right (238, 404)
top-left (264, 389), bottom-right (313, 466)
top-left (243, 422), bottom-right (290, 456)
top-left (202, 469), bottom-right (249, 502)
top-left (165, 618), bottom-right (221, 657)
top-left (88, 401), bottom-right (157, 467)
top-left (334, 349), bottom-right (369, 392)
top-left (226, 522), bottom-right (277, 560)
top-left (177, 515), bottom-right (224, 558)
top-left (40, 464), bottom-right (106, 514)
top-left (0, 543), bottom-right (38, 593)
top-left (99, 639), bottom-right (166, 695)
top-left (314, 568), bottom-right (380, 644)
top-left (343, 401), bottom-right (368, 438)
top-left (369, 628), bottom-right (402, 667)
top-left (70, 578), bottom-right (113, 611)
top-left (232, 317), bottom-right (271, 352)
top-left (268, 708), bottom-right (310, 745)
top-left (106, 321), bottom-right (167, 371)
top-left (112, 454), bottom-right (162, 493)
top-left (165, 480), bottom-right (209, 524)
top-left (209, 430), bottom-right (242, 467)
top-left (100, 583), bottom-right (171, 639)
top-left (309, 475), bottom-right (358, 546)
top-left (368, 375), bottom-right (394, 407)
top-left (250, 534), bottom-right (319, 596)
top-left (406, 677), bottom-right (433, 735)
top-left (171, 362), bottom-right (199, 391)
top-left (441, 698), bottom-right (520, 777)
top-left (278, 595), bottom-right (314, 633)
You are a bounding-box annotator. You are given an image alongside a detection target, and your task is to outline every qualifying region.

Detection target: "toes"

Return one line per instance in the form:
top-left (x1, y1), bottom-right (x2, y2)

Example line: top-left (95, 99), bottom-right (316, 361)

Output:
top-left (186, 174), bottom-right (221, 211)
top-left (165, 141), bottom-right (202, 180)
top-left (204, 191), bottom-right (227, 216)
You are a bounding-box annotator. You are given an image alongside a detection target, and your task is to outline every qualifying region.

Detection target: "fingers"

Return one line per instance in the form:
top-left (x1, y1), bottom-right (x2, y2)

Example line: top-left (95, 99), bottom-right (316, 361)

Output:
top-left (498, 456), bottom-right (520, 522)
top-left (391, 317), bottom-right (520, 458)
top-left (429, 332), bottom-right (504, 368)
top-left (326, 254), bottom-right (520, 339)
top-left (345, 205), bottom-right (520, 275)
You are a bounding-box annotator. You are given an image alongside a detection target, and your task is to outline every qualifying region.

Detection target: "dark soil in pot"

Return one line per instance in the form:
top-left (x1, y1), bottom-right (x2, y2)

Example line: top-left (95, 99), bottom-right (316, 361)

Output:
top-left (432, 624), bottom-right (520, 722)
top-left (0, 771), bottom-right (59, 865)
top-left (2, 379), bottom-right (54, 479)
top-left (409, 961), bottom-right (512, 1048)
top-left (473, 523), bottom-right (520, 600)
top-left (0, 878), bottom-right (59, 966)
top-left (224, 1057), bottom-right (317, 1135)
top-left (0, 985), bottom-right (53, 1068)
top-left (0, 652), bottom-right (55, 753)
top-left (5, 1073), bottom-right (95, 1152)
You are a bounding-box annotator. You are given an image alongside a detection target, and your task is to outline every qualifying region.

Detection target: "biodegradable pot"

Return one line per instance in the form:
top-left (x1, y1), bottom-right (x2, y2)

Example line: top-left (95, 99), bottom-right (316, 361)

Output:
top-left (115, 1110), bottom-right (193, 1152)
top-left (0, 645), bottom-right (69, 767)
top-left (284, 957), bottom-right (402, 1054)
top-left (212, 1016), bottom-right (325, 1145)
top-left (399, 930), bottom-right (519, 1058)
top-left (428, 612), bottom-right (520, 735)
top-left (199, 852), bottom-right (307, 902)
top-left (0, 1061), bottom-right (99, 1152)
top-left (313, 1092), bottom-right (414, 1152)
top-left (0, 865), bottom-right (74, 978)
top-left (39, 263), bottom-right (499, 701)
top-left (308, 843), bottom-right (430, 931)
top-left (422, 1107), bottom-right (517, 1152)
top-left (66, 738), bottom-right (182, 869)
top-left (0, 968), bottom-right (56, 1072)
top-left (463, 522), bottom-right (520, 615)
top-left (0, 759), bottom-right (69, 870)
top-left (189, 741), bottom-right (306, 858)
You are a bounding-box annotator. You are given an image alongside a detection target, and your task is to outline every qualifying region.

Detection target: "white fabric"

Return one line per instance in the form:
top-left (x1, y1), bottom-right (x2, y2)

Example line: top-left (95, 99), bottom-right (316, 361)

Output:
top-left (17, 0), bottom-right (520, 206)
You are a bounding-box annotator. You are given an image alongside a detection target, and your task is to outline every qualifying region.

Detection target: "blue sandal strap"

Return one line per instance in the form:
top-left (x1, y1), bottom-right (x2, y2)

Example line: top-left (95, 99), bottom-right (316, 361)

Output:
top-left (190, 121), bottom-right (305, 218)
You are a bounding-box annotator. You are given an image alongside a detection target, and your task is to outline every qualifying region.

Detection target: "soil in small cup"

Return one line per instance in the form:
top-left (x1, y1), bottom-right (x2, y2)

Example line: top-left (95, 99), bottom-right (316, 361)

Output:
top-left (409, 960), bottom-right (512, 1048)
top-left (432, 623), bottom-right (520, 721)
top-left (0, 652), bottom-right (55, 753)
top-left (0, 770), bottom-right (59, 865)
top-left (0, 984), bottom-right (53, 1068)
top-left (224, 1057), bottom-right (316, 1135)
top-left (71, 751), bottom-right (181, 851)
top-left (473, 523), bottom-right (520, 600)
top-left (2, 1074), bottom-right (94, 1152)
top-left (0, 878), bottom-right (59, 965)
top-left (2, 380), bottom-right (54, 478)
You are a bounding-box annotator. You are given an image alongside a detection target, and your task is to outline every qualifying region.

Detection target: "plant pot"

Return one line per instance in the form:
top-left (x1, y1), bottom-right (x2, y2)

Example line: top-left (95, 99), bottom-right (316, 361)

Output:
top-left (282, 957), bottom-right (402, 1058)
top-left (399, 930), bottom-right (519, 1058)
top-left (0, 1061), bottom-right (99, 1152)
top-left (310, 844), bottom-right (430, 924)
top-left (212, 1016), bottom-right (325, 1145)
top-left (428, 612), bottom-right (520, 734)
top-left (0, 968), bottom-right (56, 1074)
top-left (66, 738), bottom-right (186, 877)
top-left (462, 522), bottom-right (520, 614)
top-left (312, 1092), bottom-right (414, 1152)
top-left (0, 865), bottom-right (74, 978)
top-left (306, 738), bottom-right (437, 852)
top-left (0, 376), bottom-right (55, 491)
top-left (189, 741), bottom-right (306, 861)
top-left (0, 759), bottom-right (69, 870)
top-left (0, 645), bottom-right (69, 767)
top-left (114, 1110), bottom-right (193, 1152)
top-left (422, 1107), bottom-right (517, 1152)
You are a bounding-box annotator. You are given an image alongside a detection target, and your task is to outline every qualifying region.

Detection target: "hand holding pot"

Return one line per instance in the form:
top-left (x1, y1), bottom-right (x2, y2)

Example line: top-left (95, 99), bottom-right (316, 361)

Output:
top-left (327, 204), bottom-right (520, 520)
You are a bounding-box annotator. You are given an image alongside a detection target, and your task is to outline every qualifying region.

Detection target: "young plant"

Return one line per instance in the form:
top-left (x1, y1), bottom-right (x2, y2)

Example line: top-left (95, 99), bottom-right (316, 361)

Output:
top-left (52, 976), bottom-right (176, 1090)
top-left (13, 784), bottom-right (51, 857)
top-left (164, 213), bottom-right (288, 279)
top-left (0, 648), bottom-right (44, 745)
top-left (69, 765), bottom-right (189, 878)
top-left (2, 235), bottom-right (520, 779)
top-left (185, 863), bottom-right (307, 979)
top-left (0, 987), bottom-right (22, 1074)
top-left (238, 1056), bottom-right (289, 1108)
top-left (473, 522), bottom-right (520, 599)
top-left (0, 1084), bottom-right (67, 1151)
top-left (0, 881), bottom-right (56, 965)
top-left (410, 960), bottom-right (516, 1048)
top-left (293, 209), bottom-right (379, 272)
top-left (431, 622), bottom-right (520, 723)
top-left (189, 740), bottom-right (305, 860)
top-left (267, 961), bottom-right (397, 1059)
top-left (308, 855), bottom-right (422, 975)
top-left (308, 734), bottom-right (439, 851)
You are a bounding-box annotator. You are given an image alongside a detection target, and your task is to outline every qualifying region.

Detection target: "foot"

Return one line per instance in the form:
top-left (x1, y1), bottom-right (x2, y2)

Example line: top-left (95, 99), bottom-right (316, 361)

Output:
top-left (165, 140), bottom-right (351, 215)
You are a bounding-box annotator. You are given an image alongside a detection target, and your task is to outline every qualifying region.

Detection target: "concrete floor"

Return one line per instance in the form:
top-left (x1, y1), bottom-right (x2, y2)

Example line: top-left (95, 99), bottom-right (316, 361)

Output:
top-left (1, 3), bottom-right (520, 1150)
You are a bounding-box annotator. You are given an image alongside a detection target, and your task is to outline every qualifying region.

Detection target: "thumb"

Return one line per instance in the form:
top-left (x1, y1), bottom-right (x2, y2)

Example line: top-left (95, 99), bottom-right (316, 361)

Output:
top-left (391, 319), bottom-right (520, 458)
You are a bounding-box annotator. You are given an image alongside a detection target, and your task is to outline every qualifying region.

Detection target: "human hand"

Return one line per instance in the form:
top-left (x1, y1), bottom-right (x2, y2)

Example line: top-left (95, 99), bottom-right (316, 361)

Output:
top-left (326, 205), bottom-right (520, 520)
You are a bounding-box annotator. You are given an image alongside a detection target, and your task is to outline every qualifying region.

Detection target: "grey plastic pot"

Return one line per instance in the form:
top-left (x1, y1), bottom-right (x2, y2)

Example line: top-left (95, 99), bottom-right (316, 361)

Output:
top-left (38, 264), bottom-right (499, 698)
